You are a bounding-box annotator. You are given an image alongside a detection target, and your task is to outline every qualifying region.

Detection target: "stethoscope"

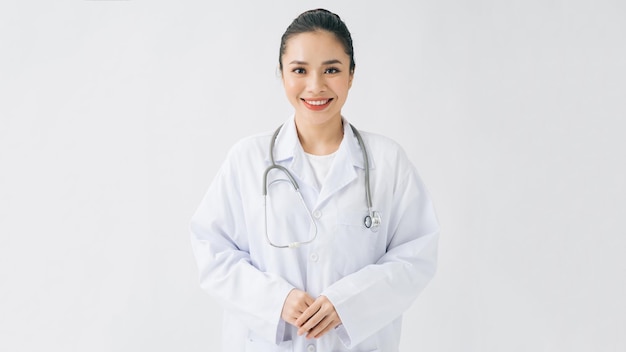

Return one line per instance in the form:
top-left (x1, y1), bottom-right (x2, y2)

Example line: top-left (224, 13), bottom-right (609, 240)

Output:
top-left (262, 123), bottom-right (381, 249)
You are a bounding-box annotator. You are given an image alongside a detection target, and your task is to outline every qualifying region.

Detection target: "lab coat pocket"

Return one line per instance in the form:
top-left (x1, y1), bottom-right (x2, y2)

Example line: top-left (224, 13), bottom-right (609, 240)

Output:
top-left (334, 210), bottom-right (384, 275)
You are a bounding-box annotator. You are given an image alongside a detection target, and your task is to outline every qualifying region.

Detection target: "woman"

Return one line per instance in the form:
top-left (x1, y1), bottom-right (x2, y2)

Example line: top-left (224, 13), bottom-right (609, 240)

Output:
top-left (190, 8), bottom-right (439, 352)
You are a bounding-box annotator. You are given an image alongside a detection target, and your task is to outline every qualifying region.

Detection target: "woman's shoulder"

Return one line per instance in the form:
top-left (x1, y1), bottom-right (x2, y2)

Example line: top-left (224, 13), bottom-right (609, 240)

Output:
top-left (227, 130), bottom-right (274, 155)
top-left (357, 129), bottom-right (408, 157)
top-left (353, 127), bottom-right (422, 177)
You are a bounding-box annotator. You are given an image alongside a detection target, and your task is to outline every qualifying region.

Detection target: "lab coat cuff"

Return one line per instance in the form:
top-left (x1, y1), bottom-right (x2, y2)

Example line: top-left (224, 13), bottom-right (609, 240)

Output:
top-left (273, 285), bottom-right (296, 344)
top-left (322, 291), bottom-right (356, 348)
top-left (333, 324), bottom-right (352, 347)
top-left (275, 319), bottom-right (286, 343)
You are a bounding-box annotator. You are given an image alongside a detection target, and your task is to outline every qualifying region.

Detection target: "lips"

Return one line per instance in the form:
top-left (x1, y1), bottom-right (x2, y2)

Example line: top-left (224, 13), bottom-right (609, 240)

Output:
top-left (301, 98), bottom-right (333, 111)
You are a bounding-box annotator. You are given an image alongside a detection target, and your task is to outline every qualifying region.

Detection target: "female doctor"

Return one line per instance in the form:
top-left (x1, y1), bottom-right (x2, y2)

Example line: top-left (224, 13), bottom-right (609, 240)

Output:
top-left (190, 8), bottom-right (439, 352)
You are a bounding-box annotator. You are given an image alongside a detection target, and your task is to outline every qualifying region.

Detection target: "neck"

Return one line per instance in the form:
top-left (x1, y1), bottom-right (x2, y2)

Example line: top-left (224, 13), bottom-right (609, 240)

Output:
top-left (295, 117), bottom-right (344, 155)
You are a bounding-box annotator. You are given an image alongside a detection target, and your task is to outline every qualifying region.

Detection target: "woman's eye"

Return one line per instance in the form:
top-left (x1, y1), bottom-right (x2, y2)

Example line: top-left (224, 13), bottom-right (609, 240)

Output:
top-left (292, 68), bottom-right (306, 74)
top-left (325, 67), bottom-right (340, 74)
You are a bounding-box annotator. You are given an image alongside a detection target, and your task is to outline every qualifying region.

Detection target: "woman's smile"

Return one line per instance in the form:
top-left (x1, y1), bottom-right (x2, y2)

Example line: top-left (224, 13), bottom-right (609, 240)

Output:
top-left (302, 98), bottom-right (334, 110)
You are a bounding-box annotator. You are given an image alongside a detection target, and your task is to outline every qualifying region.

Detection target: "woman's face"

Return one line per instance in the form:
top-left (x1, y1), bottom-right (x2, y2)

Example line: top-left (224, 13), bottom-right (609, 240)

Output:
top-left (281, 30), bottom-right (353, 127)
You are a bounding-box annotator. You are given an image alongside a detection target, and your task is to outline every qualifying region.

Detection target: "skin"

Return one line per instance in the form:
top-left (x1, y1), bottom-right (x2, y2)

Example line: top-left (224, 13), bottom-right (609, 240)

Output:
top-left (280, 289), bottom-right (343, 339)
top-left (281, 30), bottom-right (354, 156)
top-left (278, 30), bottom-right (354, 338)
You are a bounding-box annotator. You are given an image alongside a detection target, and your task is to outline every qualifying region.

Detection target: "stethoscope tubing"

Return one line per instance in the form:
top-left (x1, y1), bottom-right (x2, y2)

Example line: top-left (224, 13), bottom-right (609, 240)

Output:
top-left (263, 122), bottom-right (380, 248)
top-left (349, 124), bottom-right (374, 215)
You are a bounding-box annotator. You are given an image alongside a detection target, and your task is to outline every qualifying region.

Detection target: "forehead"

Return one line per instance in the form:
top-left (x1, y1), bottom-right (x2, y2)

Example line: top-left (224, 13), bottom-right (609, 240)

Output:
top-left (283, 30), bottom-right (348, 62)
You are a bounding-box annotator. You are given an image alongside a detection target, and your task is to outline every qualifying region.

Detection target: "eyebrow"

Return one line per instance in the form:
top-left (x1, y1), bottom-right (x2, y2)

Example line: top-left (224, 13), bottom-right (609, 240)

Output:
top-left (288, 59), bottom-right (344, 65)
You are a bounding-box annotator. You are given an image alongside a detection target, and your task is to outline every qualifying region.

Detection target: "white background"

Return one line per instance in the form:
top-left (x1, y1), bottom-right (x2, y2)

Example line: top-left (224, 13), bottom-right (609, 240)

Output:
top-left (1, 0), bottom-right (625, 351)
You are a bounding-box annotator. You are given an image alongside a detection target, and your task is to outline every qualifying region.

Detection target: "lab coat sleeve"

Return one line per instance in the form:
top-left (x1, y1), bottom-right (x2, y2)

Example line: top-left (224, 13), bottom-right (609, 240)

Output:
top-left (190, 144), bottom-right (295, 345)
top-left (322, 158), bottom-right (439, 348)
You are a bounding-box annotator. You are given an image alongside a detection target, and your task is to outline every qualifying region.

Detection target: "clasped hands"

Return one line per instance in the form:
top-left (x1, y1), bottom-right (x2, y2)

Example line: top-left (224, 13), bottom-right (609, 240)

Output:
top-left (280, 289), bottom-right (342, 339)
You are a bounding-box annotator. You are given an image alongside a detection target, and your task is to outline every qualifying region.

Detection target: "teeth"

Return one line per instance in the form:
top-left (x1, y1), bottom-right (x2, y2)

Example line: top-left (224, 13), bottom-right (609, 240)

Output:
top-left (306, 100), bottom-right (329, 106)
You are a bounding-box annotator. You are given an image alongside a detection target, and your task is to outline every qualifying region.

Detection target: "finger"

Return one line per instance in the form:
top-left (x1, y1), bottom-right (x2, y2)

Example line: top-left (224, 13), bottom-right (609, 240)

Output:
top-left (303, 294), bottom-right (315, 306)
top-left (294, 297), bottom-right (314, 322)
top-left (306, 316), bottom-right (330, 339)
top-left (299, 298), bottom-right (313, 312)
top-left (299, 314), bottom-right (323, 337)
top-left (295, 301), bottom-right (320, 327)
top-left (296, 308), bottom-right (325, 335)
top-left (293, 293), bottom-right (314, 314)
top-left (288, 302), bottom-right (311, 325)
top-left (306, 315), bottom-right (332, 338)
top-left (310, 318), bottom-right (339, 339)
top-left (298, 304), bottom-right (332, 336)
top-left (302, 296), bottom-right (341, 338)
top-left (282, 289), bottom-right (313, 326)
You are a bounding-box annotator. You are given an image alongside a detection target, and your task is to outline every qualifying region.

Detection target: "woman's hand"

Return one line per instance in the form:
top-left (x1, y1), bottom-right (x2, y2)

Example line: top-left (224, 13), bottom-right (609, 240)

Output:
top-left (281, 289), bottom-right (315, 327)
top-left (295, 295), bottom-right (342, 339)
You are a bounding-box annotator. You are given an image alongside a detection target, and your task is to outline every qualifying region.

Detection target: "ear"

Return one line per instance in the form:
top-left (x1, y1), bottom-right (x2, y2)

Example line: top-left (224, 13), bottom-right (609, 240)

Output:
top-left (276, 66), bottom-right (283, 79)
top-left (348, 68), bottom-right (355, 88)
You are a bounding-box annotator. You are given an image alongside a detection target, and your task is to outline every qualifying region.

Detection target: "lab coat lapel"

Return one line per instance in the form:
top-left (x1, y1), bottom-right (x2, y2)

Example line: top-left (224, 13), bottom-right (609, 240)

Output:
top-left (270, 118), bottom-right (369, 208)
top-left (288, 148), bottom-right (318, 193)
top-left (315, 122), bottom-right (364, 208)
top-left (271, 118), bottom-right (318, 193)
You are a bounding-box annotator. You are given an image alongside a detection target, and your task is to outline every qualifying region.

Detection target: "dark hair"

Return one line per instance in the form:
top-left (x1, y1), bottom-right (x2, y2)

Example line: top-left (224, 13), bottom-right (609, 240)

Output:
top-left (279, 8), bottom-right (355, 73)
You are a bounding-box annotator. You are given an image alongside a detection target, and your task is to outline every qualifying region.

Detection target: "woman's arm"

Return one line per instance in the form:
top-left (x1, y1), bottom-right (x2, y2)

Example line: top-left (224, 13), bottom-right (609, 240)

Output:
top-left (190, 147), bottom-right (295, 344)
top-left (321, 160), bottom-right (440, 348)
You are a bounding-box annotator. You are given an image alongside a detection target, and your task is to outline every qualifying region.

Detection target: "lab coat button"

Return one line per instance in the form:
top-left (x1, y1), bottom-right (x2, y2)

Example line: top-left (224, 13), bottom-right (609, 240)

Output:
top-left (309, 253), bottom-right (319, 262)
top-left (313, 210), bottom-right (322, 219)
top-left (307, 344), bottom-right (316, 352)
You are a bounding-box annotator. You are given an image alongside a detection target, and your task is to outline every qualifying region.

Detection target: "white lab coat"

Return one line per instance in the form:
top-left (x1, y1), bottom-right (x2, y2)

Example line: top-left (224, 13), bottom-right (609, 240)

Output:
top-left (190, 117), bottom-right (439, 352)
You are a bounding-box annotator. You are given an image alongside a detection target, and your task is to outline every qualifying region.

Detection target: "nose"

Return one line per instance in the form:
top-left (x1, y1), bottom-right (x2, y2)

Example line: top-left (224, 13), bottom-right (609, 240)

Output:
top-left (306, 72), bottom-right (326, 94)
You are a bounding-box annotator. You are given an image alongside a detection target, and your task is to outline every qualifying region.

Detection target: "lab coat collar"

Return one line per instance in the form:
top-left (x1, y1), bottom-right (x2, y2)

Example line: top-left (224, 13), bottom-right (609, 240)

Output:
top-left (268, 116), bottom-right (374, 207)
top-left (270, 115), bottom-right (373, 171)
top-left (270, 117), bottom-right (299, 163)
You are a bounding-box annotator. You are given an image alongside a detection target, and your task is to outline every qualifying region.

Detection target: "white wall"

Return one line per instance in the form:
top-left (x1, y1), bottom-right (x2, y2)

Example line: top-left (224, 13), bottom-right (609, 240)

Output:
top-left (1, 1), bottom-right (624, 351)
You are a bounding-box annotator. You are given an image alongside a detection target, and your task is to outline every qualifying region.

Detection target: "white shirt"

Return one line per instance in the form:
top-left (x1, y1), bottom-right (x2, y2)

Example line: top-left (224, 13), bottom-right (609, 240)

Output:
top-left (305, 151), bottom-right (336, 190)
top-left (190, 117), bottom-right (439, 352)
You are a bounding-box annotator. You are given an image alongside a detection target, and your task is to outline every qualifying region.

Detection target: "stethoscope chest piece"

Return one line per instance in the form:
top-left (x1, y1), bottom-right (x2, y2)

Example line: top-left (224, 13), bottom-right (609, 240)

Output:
top-left (364, 211), bottom-right (382, 232)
